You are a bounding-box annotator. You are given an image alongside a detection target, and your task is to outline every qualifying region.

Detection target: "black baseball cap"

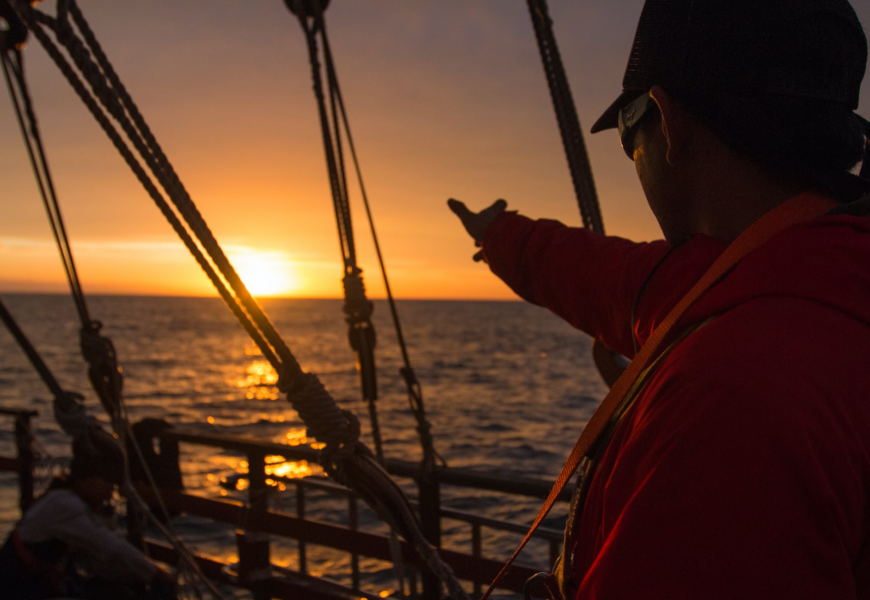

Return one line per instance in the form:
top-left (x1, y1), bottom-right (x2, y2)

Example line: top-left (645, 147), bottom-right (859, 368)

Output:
top-left (591, 0), bottom-right (868, 133)
top-left (70, 429), bottom-right (126, 485)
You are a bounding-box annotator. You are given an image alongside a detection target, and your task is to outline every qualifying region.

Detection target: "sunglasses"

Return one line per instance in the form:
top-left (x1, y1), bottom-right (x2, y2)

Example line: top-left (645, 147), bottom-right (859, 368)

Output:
top-left (617, 92), bottom-right (653, 160)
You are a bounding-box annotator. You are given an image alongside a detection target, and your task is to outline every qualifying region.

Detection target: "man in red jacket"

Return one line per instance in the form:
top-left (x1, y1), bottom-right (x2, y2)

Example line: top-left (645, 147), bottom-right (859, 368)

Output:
top-left (450, 1), bottom-right (870, 598)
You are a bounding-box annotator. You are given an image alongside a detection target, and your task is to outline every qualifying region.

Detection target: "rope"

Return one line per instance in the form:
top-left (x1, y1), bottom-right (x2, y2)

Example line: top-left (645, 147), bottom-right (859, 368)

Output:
top-left (2, 35), bottom-right (131, 433)
top-left (8, 1), bottom-right (298, 387)
top-left (294, 5), bottom-right (387, 463)
top-left (319, 30), bottom-right (445, 472)
top-left (5, 4), bottom-right (286, 596)
top-left (290, 5), bottom-right (466, 596)
top-left (527, 0), bottom-right (604, 234)
top-left (10, 1), bottom-right (465, 595)
top-left (0, 297), bottom-right (67, 400)
top-left (0, 47), bottom-right (90, 326)
top-left (64, 2), bottom-right (303, 385)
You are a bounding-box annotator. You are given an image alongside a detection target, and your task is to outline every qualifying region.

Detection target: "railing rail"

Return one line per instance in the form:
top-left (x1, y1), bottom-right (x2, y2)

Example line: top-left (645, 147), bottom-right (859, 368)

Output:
top-left (165, 427), bottom-right (566, 598)
top-left (165, 429), bottom-right (572, 501)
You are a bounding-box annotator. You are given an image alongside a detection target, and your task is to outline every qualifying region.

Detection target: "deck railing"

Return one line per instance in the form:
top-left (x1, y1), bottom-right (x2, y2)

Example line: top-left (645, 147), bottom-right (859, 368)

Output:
top-left (0, 414), bottom-right (569, 599)
top-left (161, 428), bottom-right (567, 599)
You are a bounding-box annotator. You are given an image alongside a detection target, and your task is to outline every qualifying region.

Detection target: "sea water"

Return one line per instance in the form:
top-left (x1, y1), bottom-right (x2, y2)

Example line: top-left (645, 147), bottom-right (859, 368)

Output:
top-left (0, 294), bottom-right (607, 597)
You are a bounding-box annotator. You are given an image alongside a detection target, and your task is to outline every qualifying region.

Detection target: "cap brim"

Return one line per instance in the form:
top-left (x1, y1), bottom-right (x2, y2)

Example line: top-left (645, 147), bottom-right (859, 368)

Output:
top-left (590, 90), bottom-right (641, 134)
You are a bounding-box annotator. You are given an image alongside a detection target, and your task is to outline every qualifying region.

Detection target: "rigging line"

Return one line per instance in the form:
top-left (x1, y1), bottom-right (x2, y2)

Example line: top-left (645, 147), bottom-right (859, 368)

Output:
top-left (0, 297), bottom-right (67, 400)
top-left (321, 23), bottom-right (358, 270)
top-left (10, 5), bottom-right (287, 378)
top-left (526, 0), bottom-right (603, 234)
top-left (62, 2), bottom-right (300, 377)
top-left (297, 14), bottom-right (357, 270)
top-left (11, 34), bottom-right (180, 569)
top-left (316, 21), bottom-right (387, 462)
top-left (122, 423), bottom-right (224, 600)
top-left (18, 2), bottom-right (304, 385)
top-left (0, 49), bottom-right (90, 325)
top-left (17, 4), bottom-right (463, 592)
top-left (2, 31), bottom-right (181, 577)
top-left (307, 9), bottom-right (356, 268)
top-left (309, 15), bottom-right (389, 469)
top-left (321, 33), bottom-right (443, 467)
top-left (528, 0), bottom-right (600, 232)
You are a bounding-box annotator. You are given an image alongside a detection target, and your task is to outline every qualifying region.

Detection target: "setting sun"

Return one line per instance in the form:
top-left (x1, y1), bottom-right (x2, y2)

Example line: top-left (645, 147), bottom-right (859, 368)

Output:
top-left (228, 247), bottom-right (303, 297)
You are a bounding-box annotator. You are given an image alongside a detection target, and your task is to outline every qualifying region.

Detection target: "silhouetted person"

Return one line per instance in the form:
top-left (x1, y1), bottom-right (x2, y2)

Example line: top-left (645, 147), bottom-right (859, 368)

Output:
top-left (0, 429), bottom-right (176, 600)
top-left (451, 0), bottom-right (870, 598)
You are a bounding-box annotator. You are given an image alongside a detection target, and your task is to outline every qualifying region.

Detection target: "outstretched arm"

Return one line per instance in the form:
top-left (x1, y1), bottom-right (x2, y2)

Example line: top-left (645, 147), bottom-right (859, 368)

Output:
top-left (448, 198), bottom-right (670, 356)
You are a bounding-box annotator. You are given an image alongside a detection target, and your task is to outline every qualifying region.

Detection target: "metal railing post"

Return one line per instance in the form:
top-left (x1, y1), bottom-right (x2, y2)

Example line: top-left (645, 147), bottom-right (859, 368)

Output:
top-left (296, 482), bottom-right (307, 575)
top-left (239, 451), bottom-right (272, 600)
top-left (349, 493), bottom-right (360, 590)
top-left (472, 523), bottom-right (482, 597)
top-left (417, 469), bottom-right (441, 600)
top-left (14, 412), bottom-right (36, 513)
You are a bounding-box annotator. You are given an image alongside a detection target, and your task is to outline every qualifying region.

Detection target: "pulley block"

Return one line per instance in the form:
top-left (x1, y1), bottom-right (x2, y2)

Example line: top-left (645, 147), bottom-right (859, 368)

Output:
top-left (0, 0), bottom-right (28, 51)
top-left (284, 0), bottom-right (330, 19)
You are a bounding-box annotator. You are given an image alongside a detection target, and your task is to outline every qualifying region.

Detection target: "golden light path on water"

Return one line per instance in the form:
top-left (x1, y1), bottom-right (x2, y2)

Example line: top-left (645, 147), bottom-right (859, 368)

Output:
top-left (206, 354), bottom-right (327, 494)
top-left (236, 359), bottom-right (281, 401)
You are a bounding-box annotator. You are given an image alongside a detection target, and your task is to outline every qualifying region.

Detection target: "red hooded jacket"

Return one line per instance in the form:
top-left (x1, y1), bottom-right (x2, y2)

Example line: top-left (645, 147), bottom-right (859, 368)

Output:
top-left (482, 193), bottom-right (870, 599)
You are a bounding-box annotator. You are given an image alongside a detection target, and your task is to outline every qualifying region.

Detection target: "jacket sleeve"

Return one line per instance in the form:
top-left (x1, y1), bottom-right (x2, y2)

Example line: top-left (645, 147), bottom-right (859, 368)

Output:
top-left (481, 212), bottom-right (671, 357)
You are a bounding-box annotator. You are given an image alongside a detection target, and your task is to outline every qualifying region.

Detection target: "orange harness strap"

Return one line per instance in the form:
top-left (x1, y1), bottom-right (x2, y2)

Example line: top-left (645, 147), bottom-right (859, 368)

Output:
top-left (480, 191), bottom-right (838, 600)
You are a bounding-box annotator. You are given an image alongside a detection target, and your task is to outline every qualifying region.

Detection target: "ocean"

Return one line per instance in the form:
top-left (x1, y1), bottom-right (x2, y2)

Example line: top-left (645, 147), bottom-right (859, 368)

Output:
top-left (0, 294), bottom-right (607, 597)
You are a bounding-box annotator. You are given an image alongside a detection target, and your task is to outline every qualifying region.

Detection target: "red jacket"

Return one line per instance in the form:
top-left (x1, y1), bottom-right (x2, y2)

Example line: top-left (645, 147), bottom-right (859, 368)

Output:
top-left (482, 194), bottom-right (870, 599)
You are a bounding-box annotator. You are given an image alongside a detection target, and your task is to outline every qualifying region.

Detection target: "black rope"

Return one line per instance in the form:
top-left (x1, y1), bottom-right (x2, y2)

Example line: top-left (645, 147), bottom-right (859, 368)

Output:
top-left (9, 1), bottom-right (307, 392)
top-left (292, 4), bottom-right (444, 470)
top-left (294, 6), bottom-right (387, 462)
top-left (2, 37), bottom-right (125, 420)
top-left (0, 297), bottom-right (66, 400)
top-left (527, 0), bottom-right (604, 234)
top-left (64, 3), bottom-right (304, 385)
top-left (320, 29), bottom-right (444, 470)
top-left (1, 48), bottom-right (90, 325)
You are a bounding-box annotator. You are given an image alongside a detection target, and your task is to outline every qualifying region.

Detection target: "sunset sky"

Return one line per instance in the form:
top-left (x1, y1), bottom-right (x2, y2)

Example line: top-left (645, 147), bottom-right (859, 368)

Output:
top-left (2, 1), bottom-right (869, 299)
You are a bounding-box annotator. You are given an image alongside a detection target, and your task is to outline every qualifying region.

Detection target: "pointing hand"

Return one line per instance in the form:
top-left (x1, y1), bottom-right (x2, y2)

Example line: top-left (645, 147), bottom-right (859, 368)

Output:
top-left (447, 198), bottom-right (507, 262)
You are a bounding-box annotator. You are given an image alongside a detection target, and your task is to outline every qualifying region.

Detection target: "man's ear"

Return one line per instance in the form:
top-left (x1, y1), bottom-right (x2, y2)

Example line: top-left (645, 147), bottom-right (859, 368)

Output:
top-left (649, 86), bottom-right (686, 167)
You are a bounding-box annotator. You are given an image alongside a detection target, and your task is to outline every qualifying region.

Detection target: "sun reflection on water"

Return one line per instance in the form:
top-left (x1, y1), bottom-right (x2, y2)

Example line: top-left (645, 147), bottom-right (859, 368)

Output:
top-left (265, 455), bottom-right (316, 480)
top-left (236, 359), bottom-right (280, 400)
top-left (285, 428), bottom-right (326, 450)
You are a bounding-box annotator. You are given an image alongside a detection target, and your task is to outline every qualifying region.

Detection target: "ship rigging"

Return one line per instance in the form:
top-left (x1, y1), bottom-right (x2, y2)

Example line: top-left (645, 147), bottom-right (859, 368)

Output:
top-left (0, 1), bottom-right (624, 599)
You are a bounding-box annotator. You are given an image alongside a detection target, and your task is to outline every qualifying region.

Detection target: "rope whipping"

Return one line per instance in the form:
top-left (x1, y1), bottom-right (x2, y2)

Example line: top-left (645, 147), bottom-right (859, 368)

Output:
top-left (9, 2), bottom-right (468, 596)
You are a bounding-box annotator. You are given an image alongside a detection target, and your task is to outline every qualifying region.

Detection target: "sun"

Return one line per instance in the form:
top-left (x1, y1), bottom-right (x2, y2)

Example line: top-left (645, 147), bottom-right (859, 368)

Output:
top-left (228, 248), bottom-right (302, 297)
